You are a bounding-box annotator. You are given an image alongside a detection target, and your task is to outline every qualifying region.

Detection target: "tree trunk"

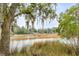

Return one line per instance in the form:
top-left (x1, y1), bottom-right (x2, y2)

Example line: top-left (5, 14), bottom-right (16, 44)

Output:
top-left (32, 21), bottom-right (34, 30)
top-left (41, 19), bottom-right (44, 33)
top-left (0, 19), bottom-right (10, 55)
top-left (26, 21), bottom-right (29, 30)
top-left (31, 21), bottom-right (35, 33)
top-left (0, 3), bottom-right (18, 56)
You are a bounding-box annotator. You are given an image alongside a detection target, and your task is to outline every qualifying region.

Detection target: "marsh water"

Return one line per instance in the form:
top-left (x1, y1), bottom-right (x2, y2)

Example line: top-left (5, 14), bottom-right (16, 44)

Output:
top-left (10, 38), bottom-right (78, 51)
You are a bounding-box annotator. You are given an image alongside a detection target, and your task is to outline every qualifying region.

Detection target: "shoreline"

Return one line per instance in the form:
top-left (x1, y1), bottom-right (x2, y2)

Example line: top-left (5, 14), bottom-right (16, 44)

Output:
top-left (11, 33), bottom-right (61, 40)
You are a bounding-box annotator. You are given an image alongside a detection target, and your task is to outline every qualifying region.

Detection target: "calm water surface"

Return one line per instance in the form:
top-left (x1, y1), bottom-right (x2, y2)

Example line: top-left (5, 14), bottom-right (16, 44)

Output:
top-left (10, 38), bottom-right (78, 51)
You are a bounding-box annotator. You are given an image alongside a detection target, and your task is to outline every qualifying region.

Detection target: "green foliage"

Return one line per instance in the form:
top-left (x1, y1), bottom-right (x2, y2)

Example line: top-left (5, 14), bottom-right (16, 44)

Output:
top-left (14, 27), bottom-right (57, 34)
top-left (37, 28), bottom-right (57, 34)
top-left (14, 26), bottom-right (30, 34)
top-left (38, 4), bottom-right (57, 29)
top-left (23, 4), bottom-right (57, 30)
top-left (67, 4), bottom-right (79, 15)
top-left (58, 4), bottom-right (79, 39)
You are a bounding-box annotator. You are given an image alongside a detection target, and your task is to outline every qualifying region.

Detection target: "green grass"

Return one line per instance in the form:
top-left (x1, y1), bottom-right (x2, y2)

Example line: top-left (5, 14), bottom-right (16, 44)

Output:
top-left (10, 41), bottom-right (79, 56)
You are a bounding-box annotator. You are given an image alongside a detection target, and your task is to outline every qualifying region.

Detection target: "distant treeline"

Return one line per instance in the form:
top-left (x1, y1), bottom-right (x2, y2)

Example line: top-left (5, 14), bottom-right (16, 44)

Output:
top-left (13, 26), bottom-right (58, 34)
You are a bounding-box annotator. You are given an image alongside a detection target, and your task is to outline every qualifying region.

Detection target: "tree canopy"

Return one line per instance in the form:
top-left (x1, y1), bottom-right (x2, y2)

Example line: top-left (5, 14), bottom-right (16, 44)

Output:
top-left (58, 4), bottom-right (79, 39)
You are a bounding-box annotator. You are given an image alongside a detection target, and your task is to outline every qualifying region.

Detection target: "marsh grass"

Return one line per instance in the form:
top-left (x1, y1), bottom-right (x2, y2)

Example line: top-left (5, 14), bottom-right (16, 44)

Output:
top-left (10, 41), bottom-right (79, 56)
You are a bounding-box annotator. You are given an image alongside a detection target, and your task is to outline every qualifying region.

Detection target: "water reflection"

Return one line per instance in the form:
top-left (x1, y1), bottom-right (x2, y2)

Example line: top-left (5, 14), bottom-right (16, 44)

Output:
top-left (10, 38), bottom-right (78, 51)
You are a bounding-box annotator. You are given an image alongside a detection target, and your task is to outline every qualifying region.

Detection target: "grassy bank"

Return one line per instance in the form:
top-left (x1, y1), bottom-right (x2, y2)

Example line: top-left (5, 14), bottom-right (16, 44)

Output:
top-left (10, 41), bottom-right (79, 56)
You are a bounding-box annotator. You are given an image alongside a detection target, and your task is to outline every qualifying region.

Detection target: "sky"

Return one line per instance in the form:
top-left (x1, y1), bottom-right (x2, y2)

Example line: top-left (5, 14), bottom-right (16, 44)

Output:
top-left (17, 3), bottom-right (76, 29)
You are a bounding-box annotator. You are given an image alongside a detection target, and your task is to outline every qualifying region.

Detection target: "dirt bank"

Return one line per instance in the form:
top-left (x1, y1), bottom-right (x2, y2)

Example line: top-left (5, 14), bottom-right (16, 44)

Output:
top-left (11, 33), bottom-right (61, 40)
